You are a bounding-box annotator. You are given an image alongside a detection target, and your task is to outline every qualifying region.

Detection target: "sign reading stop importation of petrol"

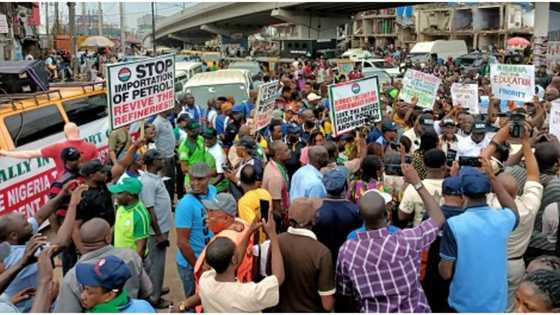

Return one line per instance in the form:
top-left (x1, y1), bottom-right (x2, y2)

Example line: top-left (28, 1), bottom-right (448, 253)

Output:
top-left (107, 54), bottom-right (175, 130)
top-left (328, 76), bottom-right (382, 137)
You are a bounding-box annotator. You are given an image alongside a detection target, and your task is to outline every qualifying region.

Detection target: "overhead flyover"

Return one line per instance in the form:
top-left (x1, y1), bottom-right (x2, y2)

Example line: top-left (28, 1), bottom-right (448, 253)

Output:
top-left (155, 2), bottom-right (411, 45)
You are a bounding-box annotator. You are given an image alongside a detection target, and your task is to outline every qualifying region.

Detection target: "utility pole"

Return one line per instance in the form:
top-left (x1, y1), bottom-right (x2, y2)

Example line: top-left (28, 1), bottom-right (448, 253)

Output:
top-left (68, 2), bottom-right (77, 79)
top-left (81, 2), bottom-right (86, 35)
top-left (54, 2), bottom-right (59, 36)
top-left (97, 2), bottom-right (103, 36)
top-left (45, 2), bottom-right (50, 49)
top-left (151, 2), bottom-right (156, 55)
top-left (120, 2), bottom-right (125, 56)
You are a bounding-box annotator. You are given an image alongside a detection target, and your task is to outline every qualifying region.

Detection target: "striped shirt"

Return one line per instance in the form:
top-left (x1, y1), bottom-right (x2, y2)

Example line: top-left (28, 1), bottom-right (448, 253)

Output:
top-left (336, 218), bottom-right (439, 312)
top-left (114, 201), bottom-right (151, 256)
top-left (507, 165), bottom-right (560, 250)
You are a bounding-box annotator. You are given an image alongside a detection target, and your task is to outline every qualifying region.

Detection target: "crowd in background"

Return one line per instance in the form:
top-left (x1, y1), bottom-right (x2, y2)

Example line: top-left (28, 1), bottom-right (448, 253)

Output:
top-left (1, 42), bottom-right (560, 313)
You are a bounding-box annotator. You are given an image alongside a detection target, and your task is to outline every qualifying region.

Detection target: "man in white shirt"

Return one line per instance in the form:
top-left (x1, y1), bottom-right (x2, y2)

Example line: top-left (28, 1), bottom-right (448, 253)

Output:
top-left (484, 129), bottom-right (543, 311)
top-left (198, 211), bottom-right (284, 312)
top-left (457, 122), bottom-right (491, 158)
top-left (398, 149), bottom-right (446, 226)
top-left (403, 113), bottom-right (434, 152)
top-left (203, 128), bottom-right (228, 192)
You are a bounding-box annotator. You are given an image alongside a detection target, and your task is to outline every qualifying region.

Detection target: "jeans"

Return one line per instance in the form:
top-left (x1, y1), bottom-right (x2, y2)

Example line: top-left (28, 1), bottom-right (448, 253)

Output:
top-left (177, 263), bottom-right (195, 297)
top-left (147, 233), bottom-right (168, 301)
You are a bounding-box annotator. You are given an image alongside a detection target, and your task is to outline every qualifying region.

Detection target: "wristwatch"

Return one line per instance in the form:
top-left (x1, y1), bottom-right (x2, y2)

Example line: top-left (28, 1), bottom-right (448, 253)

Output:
top-left (413, 182), bottom-right (424, 191)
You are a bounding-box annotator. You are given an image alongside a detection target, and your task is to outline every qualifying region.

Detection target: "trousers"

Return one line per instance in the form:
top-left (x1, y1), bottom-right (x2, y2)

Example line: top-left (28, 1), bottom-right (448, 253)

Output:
top-left (147, 232), bottom-right (169, 301)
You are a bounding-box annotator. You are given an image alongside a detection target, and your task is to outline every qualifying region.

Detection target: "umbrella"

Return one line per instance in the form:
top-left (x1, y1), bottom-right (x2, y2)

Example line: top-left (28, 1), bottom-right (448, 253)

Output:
top-left (80, 36), bottom-right (115, 48)
top-left (507, 37), bottom-right (530, 48)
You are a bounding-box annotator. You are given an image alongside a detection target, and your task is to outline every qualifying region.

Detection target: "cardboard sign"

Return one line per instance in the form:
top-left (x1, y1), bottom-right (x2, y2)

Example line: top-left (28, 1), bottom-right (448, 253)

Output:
top-left (549, 100), bottom-right (560, 139)
top-left (255, 80), bottom-right (280, 130)
top-left (400, 69), bottom-right (441, 108)
top-left (0, 14), bottom-right (8, 34)
top-left (336, 59), bottom-right (355, 77)
top-left (328, 76), bottom-right (382, 136)
top-left (490, 64), bottom-right (535, 102)
top-left (107, 54), bottom-right (175, 129)
top-left (451, 83), bottom-right (479, 114)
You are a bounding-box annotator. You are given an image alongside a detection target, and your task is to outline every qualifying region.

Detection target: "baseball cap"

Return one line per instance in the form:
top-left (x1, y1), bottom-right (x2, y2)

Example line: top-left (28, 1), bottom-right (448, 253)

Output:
top-left (442, 176), bottom-right (463, 196)
top-left (186, 120), bottom-right (201, 131)
top-left (419, 114), bottom-right (434, 126)
top-left (177, 113), bottom-right (191, 123)
top-left (289, 198), bottom-right (323, 227)
top-left (472, 122), bottom-right (487, 134)
top-left (382, 119), bottom-right (398, 132)
top-left (190, 162), bottom-right (210, 178)
top-left (307, 92), bottom-right (321, 102)
top-left (108, 176), bottom-right (143, 195)
top-left (441, 118), bottom-right (455, 127)
top-left (460, 167), bottom-right (491, 196)
top-left (61, 147), bottom-right (81, 162)
top-left (236, 136), bottom-right (256, 151)
top-left (231, 104), bottom-right (245, 114)
top-left (80, 160), bottom-right (104, 177)
top-left (76, 256), bottom-right (132, 290)
top-left (322, 167), bottom-right (349, 193)
top-left (202, 193), bottom-right (237, 216)
top-left (202, 128), bottom-right (217, 139)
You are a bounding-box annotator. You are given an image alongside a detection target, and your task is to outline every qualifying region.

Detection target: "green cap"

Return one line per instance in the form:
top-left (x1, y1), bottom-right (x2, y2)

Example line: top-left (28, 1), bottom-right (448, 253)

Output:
top-left (108, 177), bottom-right (143, 195)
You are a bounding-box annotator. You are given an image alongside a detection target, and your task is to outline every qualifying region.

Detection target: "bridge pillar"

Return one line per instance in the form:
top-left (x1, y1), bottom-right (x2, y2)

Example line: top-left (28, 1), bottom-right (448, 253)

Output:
top-left (271, 8), bottom-right (350, 40)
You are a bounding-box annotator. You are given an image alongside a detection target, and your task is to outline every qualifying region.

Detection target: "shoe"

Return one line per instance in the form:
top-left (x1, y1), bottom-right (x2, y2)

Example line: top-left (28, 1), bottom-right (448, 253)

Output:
top-left (161, 287), bottom-right (170, 296)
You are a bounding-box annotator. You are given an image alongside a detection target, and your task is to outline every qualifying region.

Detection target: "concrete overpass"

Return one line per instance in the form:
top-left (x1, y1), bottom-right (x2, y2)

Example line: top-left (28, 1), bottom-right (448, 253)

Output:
top-left (155, 2), bottom-right (409, 45)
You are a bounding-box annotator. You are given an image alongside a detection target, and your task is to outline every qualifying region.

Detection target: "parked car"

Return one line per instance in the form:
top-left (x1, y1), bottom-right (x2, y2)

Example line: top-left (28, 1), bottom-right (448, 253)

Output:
top-left (183, 69), bottom-right (252, 109)
top-left (363, 69), bottom-right (392, 88)
top-left (455, 53), bottom-right (498, 73)
top-left (409, 40), bottom-right (468, 63)
top-left (228, 61), bottom-right (263, 80)
top-left (341, 48), bottom-right (374, 60)
top-left (175, 61), bottom-right (204, 94)
top-left (361, 59), bottom-right (400, 78)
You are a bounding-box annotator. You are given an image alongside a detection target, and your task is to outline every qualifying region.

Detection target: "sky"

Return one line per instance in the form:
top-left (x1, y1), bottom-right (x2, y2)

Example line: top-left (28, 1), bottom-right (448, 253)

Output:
top-left (40, 2), bottom-right (197, 34)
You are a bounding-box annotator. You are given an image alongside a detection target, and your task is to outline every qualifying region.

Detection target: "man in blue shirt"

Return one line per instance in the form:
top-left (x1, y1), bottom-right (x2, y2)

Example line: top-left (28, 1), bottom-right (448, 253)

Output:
top-left (439, 166), bottom-right (519, 312)
top-left (289, 145), bottom-right (329, 201)
top-left (375, 119), bottom-right (400, 152)
top-left (178, 94), bottom-right (205, 125)
top-left (175, 163), bottom-right (216, 297)
top-left (76, 255), bottom-right (155, 313)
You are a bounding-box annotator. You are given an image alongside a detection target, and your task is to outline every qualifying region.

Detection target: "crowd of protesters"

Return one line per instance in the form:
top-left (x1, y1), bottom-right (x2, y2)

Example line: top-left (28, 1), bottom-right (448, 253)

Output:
top-left (1, 43), bottom-right (560, 314)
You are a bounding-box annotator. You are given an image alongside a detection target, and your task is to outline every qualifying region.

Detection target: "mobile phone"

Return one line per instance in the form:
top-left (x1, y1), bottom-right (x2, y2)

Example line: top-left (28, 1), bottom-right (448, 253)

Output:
top-left (34, 242), bottom-right (50, 258)
top-left (446, 149), bottom-right (457, 166)
top-left (259, 199), bottom-right (270, 222)
top-left (459, 156), bottom-right (482, 167)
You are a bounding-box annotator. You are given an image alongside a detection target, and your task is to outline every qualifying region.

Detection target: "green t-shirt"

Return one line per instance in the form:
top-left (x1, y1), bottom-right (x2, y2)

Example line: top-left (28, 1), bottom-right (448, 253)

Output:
top-left (114, 201), bottom-right (151, 255)
top-left (178, 135), bottom-right (216, 186)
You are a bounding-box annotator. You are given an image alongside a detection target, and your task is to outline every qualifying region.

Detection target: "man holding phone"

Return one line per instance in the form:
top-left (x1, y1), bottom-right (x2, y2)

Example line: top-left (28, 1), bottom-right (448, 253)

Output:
top-left (239, 165), bottom-right (272, 244)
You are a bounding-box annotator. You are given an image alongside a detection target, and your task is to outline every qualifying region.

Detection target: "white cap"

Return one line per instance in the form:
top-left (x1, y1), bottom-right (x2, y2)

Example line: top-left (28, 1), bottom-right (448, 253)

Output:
top-left (307, 92), bottom-right (321, 102)
top-left (365, 189), bottom-right (392, 205)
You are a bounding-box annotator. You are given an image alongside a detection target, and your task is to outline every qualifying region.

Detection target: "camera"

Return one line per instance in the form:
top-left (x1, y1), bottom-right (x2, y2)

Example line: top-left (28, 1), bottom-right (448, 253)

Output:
top-left (509, 112), bottom-right (526, 138)
top-left (384, 156), bottom-right (411, 176)
top-left (459, 156), bottom-right (482, 168)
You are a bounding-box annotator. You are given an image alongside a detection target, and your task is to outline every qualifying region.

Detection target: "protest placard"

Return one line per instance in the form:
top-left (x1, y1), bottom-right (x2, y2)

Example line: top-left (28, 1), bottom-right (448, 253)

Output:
top-left (400, 69), bottom-right (441, 108)
top-left (336, 59), bottom-right (355, 77)
top-left (547, 41), bottom-right (560, 70)
top-left (328, 76), bottom-right (382, 136)
top-left (255, 80), bottom-right (280, 130)
top-left (451, 83), bottom-right (479, 114)
top-left (107, 54), bottom-right (175, 130)
top-left (490, 64), bottom-right (535, 103)
top-left (549, 100), bottom-right (560, 139)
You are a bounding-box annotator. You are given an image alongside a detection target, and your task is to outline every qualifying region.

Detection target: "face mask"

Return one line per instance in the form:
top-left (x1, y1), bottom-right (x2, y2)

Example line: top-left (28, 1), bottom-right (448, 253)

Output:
top-left (305, 121), bottom-right (315, 129)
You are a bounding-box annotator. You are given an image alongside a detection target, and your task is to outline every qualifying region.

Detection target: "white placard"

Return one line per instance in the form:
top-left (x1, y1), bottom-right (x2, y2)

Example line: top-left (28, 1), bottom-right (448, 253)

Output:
top-left (451, 83), bottom-right (479, 114)
top-left (490, 64), bottom-right (535, 102)
top-left (549, 100), bottom-right (560, 139)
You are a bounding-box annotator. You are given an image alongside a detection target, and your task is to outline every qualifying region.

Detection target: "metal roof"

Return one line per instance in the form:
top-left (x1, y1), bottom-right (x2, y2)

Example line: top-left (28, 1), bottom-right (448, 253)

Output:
top-left (184, 69), bottom-right (249, 87)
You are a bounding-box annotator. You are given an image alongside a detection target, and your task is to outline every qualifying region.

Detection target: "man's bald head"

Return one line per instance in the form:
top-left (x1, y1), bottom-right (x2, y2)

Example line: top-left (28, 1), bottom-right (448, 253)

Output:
top-left (497, 173), bottom-right (518, 198)
top-left (308, 145), bottom-right (328, 169)
top-left (359, 191), bottom-right (387, 227)
top-left (64, 122), bottom-right (80, 140)
top-left (80, 218), bottom-right (111, 243)
top-left (238, 125), bottom-right (251, 138)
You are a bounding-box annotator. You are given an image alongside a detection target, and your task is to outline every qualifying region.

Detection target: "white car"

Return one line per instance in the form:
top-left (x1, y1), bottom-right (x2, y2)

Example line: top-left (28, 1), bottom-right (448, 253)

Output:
top-left (360, 59), bottom-right (400, 78)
